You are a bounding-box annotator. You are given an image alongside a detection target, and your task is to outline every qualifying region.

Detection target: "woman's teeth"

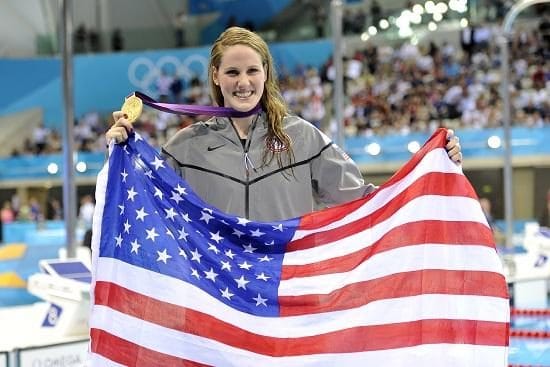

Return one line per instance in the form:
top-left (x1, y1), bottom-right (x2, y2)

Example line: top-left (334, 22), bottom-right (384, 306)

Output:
top-left (235, 91), bottom-right (253, 98)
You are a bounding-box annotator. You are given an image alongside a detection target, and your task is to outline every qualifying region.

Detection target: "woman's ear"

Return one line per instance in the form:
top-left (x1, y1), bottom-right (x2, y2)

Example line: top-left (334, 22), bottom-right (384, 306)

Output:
top-left (212, 67), bottom-right (219, 86)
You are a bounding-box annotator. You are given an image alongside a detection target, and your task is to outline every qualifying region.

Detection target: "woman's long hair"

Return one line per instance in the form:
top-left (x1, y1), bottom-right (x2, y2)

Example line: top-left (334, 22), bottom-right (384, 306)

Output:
top-left (208, 26), bottom-right (294, 170)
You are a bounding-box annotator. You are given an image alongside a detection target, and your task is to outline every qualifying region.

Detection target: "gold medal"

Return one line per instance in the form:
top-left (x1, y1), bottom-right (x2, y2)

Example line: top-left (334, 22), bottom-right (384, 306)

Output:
top-left (121, 94), bottom-right (143, 123)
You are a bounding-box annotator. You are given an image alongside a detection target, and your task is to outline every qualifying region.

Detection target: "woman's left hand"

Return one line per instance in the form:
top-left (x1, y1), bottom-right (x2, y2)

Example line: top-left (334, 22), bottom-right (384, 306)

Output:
top-left (445, 129), bottom-right (462, 165)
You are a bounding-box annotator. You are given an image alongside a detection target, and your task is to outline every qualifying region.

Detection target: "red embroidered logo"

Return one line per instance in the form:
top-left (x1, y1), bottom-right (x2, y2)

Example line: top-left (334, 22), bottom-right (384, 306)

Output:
top-left (333, 144), bottom-right (351, 161)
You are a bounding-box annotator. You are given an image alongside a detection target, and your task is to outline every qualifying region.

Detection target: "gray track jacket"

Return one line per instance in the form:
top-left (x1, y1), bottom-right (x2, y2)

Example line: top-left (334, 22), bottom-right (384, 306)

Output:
top-left (161, 113), bottom-right (375, 222)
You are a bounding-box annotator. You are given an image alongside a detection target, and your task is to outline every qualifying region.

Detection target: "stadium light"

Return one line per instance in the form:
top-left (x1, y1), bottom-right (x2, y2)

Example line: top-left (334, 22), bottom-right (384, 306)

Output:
top-left (412, 4), bottom-right (424, 14)
top-left (436, 2), bottom-right (449, 13)
top-left (407, 141), bottom-right (421, 153)
top-left (487, 135), bottom-right (502, 149)
top-left (449, 0), bottom-right (468, 13)
top-left (424, 1), bottom-right (436, 13)
top-left (410, 12), bottom-right (422, 24)
top-left (379, 19), bottom-right (390, 29)
top-left (76, 161), bottom-right (87, 173)
top-left (365, 142), bottom-right (382, 156)
top-left (47, 163), bottom-right (59, 175)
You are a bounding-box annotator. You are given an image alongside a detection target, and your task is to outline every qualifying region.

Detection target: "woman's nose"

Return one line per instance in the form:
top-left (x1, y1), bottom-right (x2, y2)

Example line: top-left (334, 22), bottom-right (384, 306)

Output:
top-left (236, 74), bottom-right (249, 86)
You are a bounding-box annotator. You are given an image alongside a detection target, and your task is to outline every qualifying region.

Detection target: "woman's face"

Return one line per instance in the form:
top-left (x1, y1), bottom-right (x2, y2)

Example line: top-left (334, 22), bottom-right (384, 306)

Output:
top-left (213, 44), bottom-right (266, 112)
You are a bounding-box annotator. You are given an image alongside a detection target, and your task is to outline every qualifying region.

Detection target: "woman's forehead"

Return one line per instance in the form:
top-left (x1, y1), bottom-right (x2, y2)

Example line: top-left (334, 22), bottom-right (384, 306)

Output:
top-left (219, 44), bottom-right (263, 66)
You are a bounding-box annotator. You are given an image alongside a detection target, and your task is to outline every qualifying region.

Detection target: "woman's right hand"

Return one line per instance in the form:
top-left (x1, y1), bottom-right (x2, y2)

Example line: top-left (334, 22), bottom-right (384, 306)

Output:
top-left (106, 111), bottom-right (134, 144)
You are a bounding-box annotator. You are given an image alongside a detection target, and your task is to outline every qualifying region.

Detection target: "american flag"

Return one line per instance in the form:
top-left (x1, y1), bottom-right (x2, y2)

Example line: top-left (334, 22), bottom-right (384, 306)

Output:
top-left (89, 128), bottom-right (510, 366)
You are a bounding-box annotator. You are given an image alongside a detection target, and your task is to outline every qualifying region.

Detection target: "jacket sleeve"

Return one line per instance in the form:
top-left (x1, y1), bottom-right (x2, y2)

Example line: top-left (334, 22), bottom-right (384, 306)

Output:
top-left (160, 123), bottom-right (199, 179)
top-left (310, 141), bottom-right (376, 206)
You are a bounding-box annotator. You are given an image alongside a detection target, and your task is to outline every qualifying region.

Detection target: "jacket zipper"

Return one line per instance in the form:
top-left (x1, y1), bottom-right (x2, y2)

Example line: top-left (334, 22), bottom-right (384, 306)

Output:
top-left (243, 152), bottom-right (252, 217)
top-left (230, 115), bottom-right (259, 219)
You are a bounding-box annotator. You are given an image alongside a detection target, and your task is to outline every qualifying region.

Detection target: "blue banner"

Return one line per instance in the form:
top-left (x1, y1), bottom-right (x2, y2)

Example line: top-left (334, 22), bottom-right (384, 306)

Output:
top-left (0, 39), bottom-right (331, 127)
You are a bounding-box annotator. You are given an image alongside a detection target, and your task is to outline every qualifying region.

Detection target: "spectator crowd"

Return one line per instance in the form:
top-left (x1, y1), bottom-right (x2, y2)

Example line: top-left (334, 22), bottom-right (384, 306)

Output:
top-left (6, 16), bottom-right (550, 158)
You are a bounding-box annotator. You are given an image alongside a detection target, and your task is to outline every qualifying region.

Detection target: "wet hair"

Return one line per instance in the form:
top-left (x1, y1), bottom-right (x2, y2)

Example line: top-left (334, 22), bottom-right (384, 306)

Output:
top-left (208, 26), bottom-right (294, 170)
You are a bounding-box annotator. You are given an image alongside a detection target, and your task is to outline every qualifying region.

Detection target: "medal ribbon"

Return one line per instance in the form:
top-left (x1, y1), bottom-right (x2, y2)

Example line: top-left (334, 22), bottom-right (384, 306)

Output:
top-left (134, 91), bottom-right (262, 117)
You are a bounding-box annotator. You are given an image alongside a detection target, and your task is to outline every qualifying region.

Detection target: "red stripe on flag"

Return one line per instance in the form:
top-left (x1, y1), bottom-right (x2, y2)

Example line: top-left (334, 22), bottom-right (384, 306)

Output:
top-left (298, 194), bottom-right (369, 232)
top-left (279, 269), bottom-right (508, 316)
top-left (282, 220), bottom-right (494, 279)
top-left (292, 172), bottom-right (478, 249)
top-left (93, 280), bottom-right (509, 356)
top-left (90, 328), bottom-right (212, 366)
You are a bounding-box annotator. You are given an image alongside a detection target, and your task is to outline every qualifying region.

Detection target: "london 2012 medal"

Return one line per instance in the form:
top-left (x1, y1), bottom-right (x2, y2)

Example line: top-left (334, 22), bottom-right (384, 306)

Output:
top-left (121, 94), bottom-right (143, 123)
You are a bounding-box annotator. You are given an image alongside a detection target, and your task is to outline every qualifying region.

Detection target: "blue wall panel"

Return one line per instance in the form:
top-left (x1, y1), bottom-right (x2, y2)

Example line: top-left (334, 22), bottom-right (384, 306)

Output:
top-left (0, 39), bottom-right (331, 128)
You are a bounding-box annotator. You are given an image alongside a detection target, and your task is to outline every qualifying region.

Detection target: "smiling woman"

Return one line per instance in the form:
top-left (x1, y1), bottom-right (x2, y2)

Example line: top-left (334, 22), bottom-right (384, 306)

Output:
top-left (106, 26), bottom-right (462, 222)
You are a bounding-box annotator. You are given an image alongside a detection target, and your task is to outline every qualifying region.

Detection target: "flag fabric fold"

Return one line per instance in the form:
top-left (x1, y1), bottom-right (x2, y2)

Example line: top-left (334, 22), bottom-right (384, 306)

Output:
top-left (89, 128), bottom-right (509, 366)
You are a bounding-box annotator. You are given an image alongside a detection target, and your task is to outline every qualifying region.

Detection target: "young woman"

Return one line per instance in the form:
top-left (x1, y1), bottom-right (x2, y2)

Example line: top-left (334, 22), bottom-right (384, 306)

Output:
top-left (106, 27), bottom-right (462, 221)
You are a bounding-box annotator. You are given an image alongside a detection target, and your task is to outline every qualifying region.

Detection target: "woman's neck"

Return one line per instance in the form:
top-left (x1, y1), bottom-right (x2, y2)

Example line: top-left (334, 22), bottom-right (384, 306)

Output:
top-left (231, 116), bottom-right (255, 139)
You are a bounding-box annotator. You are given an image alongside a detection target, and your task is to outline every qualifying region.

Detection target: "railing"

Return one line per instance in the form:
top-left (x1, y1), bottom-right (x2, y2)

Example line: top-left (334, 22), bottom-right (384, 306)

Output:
top-left (346, 126), bottom-right (550, 168)
top-left (0, 126), bottom-right (548, 184)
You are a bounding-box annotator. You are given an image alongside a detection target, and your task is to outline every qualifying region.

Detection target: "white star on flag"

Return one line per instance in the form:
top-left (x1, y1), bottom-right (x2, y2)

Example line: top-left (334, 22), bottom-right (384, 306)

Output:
top-left (242, 243), bottom-right (257, 253)
top-left (204, 268), bottom-right (219, 282)
top-left (164, 207), bottom-right (178, 220)
top-left (250, 228), bottom-right (265, 237)
top-left (126, 186), bottom-right (138, 201)
top-left (130, 239), bottom-right (141, 254)
top-left (210, 231), bottom-right (223, 243)
top-left (151, 157), bottom-right (165, 170)
top-left (236, 217), bottom-right (250, 226)
top-left (234, 275), bottom-right (250, 290)
top-left (220, 287), bottom-right (234, 300)
top-left (135, 207), bottom-right (148, 221)
top-left (156, 249), bottom-right (171, 264)
top-left (145, 227), bottom-right (159, 242)
top-left (253, 293), bottom-right (268, 307)
top-left (200, 211), bottom-right (215, 224)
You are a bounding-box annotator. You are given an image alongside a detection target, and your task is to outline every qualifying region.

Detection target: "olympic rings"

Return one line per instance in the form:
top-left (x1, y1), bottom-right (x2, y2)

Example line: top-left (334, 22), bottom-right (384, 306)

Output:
top-left (127, 54), bottom-right (209, 96)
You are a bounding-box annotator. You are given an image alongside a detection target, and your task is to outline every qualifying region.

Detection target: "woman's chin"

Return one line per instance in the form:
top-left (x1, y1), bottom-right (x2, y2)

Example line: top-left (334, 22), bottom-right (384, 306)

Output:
top-left (229, 100), bottom-right (258, 112)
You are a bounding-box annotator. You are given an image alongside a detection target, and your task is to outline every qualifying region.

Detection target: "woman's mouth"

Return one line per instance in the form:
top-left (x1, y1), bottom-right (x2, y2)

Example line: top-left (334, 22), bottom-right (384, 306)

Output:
top-left (234, 91), bottom-right (254, 99)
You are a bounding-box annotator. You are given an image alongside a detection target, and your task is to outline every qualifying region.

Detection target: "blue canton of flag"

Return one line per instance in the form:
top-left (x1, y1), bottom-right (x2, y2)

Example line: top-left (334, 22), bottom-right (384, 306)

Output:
top-left (99, 132), bottom-right (298, 316)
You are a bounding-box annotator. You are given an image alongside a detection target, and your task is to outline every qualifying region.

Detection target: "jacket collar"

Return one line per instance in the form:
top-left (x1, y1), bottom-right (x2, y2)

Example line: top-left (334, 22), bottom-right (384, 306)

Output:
top-left (209, 112), bottom-right (267, 143)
